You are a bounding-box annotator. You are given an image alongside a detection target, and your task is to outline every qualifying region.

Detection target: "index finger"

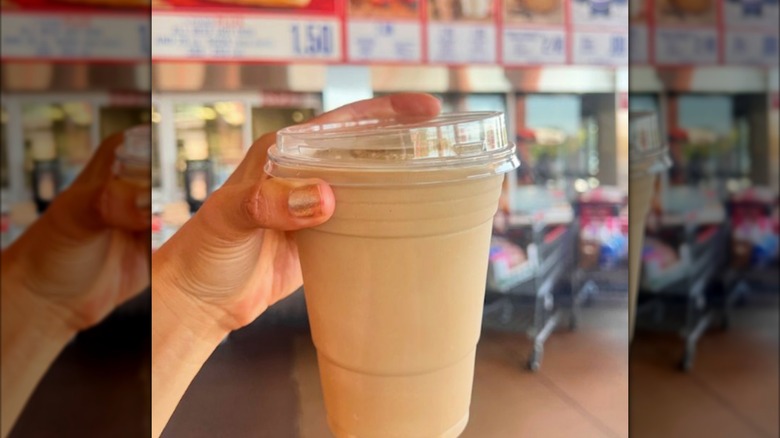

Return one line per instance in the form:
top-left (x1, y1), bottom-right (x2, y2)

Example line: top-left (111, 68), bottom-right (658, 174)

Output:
top-left (310, 93), bottom-right (442, 124)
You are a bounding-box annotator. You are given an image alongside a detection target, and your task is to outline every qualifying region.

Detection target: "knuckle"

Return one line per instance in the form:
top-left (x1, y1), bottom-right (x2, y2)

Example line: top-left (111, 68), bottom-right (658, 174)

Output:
top-left (244, 183), bottom-right (272, 227)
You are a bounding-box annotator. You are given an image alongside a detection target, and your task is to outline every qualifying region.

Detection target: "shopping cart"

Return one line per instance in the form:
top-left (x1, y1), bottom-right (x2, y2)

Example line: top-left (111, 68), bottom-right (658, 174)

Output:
top-left (484, 187), bottom-right (577, 371)
top-left (570, 186), bottom-right (629, 328)
top-left (636, 188), bottom-right (730, 371)
top-left (722, 187), bottom-right (779, 324)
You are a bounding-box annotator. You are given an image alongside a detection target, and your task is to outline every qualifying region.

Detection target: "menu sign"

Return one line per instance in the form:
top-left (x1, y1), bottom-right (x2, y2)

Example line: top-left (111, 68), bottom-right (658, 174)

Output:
top-left (346, 0), bottom-right (422, 62)
top-left (1, 1), bottom-right (148, 61)
top-left (635, 0), bottom-right (780, 66)
top-left (152, 0), bottom-right (343, 61)
top-left (502, 0), bottom-right (567, 65)
top-left (723, 0), bottom-right (778, 66)
top-left (152, 13), bottom-right (341, 60)
top-left (572, 30), bottom-right (628, 65)
top-left (427, 0), bottom-right (497, 64)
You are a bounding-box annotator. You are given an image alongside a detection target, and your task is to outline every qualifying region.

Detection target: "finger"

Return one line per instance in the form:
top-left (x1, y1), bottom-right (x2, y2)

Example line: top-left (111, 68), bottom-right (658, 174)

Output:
top-left (197, 177), bottom-right (335, 240)
top-left (310, 92), bottom-right (441, 124)
top-left (230, 93), bottom-right (442, 182)
top-left (97, 178), bottom-right (152, 232)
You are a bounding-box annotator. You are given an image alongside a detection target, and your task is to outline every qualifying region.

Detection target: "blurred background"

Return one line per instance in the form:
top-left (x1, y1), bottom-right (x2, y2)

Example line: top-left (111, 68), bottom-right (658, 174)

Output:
top-left (0, 0), bottom-right (777, 438)
top-left (0, 1), bottom-right (152, 437)
top-left (629, 0), bottom-right (779, 437)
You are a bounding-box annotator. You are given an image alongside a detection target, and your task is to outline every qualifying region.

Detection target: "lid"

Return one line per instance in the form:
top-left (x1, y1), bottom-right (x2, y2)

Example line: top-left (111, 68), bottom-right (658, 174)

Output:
top-left (629, 111), bottom-right (672, 178)
top-left (117, 125), bottom-right (151, 163)
top-left (266, 111), bottom-right (519, 185)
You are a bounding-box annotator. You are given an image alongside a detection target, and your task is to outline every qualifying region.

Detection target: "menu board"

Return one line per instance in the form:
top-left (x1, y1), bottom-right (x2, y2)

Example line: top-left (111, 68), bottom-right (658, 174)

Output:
top-left (502, 0), bottom-right (567, 65)
top-left (571, 0), bottom-right (628, 65)
top-left (653, 0), bottom-right (719, 64)
top-left (0, 0), bottom-right (148, 61)
top-left (346, 0), bottom-right (422, 63)
top-left (151, 0), bottom-right (343, 61)
top-left (628, 0), bottom-right (779, 66)
top-left (427, 0), bottom-right (498, 64)
top-left (723, 0), bottom-right (778, 66)
top-left (5, 0), bottom-right (771, 66)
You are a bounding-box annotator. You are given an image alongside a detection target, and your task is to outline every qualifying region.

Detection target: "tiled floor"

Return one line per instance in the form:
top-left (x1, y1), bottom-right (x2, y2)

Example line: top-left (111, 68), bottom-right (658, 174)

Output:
top-left (166, 298), bottom-right (777, 438)
top-left (629, 301), bottom-right (779, 438)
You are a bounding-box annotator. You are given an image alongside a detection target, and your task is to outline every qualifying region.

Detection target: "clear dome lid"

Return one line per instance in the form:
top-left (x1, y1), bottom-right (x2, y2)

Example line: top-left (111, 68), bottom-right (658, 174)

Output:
top-left (266, 111), bottom-right (519, 185)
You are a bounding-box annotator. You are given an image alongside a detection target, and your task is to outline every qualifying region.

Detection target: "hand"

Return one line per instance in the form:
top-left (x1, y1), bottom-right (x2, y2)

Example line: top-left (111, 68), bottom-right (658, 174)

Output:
top-left (1, 130), bottom-right (151, 332)
top-left (152, 93), bottom-right (442, 334)
top-left (1, 129), bottom-right (151, 437)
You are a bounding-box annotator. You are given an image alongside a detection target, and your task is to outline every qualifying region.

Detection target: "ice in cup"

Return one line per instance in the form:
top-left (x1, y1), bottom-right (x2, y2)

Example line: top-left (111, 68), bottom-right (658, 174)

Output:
top-left (266, 112), bottom-right (519, 438)
top-left (115, 124), bottom-right (151, 188)
top-left (628, 112), bottom-right (671, 341)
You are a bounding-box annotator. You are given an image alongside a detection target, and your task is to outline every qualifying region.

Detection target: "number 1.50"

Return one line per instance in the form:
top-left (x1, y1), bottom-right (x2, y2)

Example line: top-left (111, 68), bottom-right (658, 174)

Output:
top-left (292, 23), bottom-right (333, 56)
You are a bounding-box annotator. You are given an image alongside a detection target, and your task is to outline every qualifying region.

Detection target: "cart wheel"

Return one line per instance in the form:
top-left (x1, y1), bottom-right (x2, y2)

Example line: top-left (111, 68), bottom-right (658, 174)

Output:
top-left (679, 352), bottom-right (694, 372)
top-left (527, 347), bottom-right (543, 372)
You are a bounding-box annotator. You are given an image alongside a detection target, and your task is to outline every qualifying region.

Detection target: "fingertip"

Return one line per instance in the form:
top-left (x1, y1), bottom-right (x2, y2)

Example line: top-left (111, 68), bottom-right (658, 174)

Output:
top-left (315, 181), bottom-right (336, 221)
top-left (98, 179), bottom-right (152, 231)
top-left (390, 93), bottom-right (442, 117)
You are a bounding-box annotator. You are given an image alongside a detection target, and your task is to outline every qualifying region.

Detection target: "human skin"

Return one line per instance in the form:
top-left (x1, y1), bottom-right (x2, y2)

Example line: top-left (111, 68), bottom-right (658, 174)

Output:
top-left (1, 131), bottom-right (150, 438)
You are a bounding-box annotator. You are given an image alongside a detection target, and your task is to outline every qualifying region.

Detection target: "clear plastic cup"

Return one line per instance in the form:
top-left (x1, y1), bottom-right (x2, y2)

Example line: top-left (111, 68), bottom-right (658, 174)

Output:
top-left (115, 125), bottom-right (151, 187)
top-left (628, 112), bottom-right (672, 341)
top-left (266, 112), bottom-right (519, 438)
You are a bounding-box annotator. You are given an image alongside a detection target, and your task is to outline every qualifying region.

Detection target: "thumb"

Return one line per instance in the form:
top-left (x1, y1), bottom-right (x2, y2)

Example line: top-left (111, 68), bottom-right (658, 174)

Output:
top-left (197, 178), bottom-right (335, 239)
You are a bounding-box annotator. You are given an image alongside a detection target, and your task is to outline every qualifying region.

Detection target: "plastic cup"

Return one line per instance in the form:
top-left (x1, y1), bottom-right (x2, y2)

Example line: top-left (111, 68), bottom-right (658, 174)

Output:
top-left (115, 124), bottom-right (151, 188)
top-left (266, 112), bottom-right (519, 438)
top-left (628, 112), bottom-right (671, 341)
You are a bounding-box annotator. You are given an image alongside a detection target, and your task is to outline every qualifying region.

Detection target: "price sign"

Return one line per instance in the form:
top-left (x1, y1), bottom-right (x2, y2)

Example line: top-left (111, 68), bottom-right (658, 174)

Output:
top-left (1, 12), bottom-right (149, 60)
top-left (427, 23), bottom-right (496, 64)
top-left (571, 0), bottom-right (628, 27)
top-left (629, 25), bottom-right (649, 64)
top-left (654, 28), bottom-right (718, 65)
top-left (724, 0), bottom-right (779, 28)
top-left (291, 22), bottom-right (337, 57)
top-left (725, 31), bottom-right (779, 66)
top-left (503, 28), bottom-right (566, 65)
top-left (572, 31), bottom-right (628, 65)
top-left (152, 13), bottom-right (341, 61)
top-left (347, 20), bottom-right (422, 62)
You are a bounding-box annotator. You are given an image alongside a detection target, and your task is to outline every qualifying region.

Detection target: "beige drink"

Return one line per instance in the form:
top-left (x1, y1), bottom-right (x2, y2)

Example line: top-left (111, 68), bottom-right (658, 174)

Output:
top-left (628, 112), bottom-right (670, 341)
top-left (267, 112), bottom-right (518, 438)
top-left (628, 173), bottom-right (656, 341)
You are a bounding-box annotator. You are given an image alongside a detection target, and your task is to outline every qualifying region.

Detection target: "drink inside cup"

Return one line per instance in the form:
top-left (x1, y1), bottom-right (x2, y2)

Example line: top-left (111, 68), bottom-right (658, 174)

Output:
top-left (628, 112), bottom-right (671, 341)
top-left (267, 112), bottom-right (519, 438)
